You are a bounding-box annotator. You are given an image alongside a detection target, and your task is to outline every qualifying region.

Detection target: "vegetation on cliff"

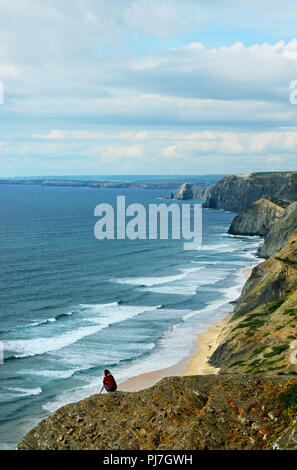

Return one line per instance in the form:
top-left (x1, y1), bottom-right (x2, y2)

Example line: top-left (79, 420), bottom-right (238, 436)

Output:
top-left (210, 229), bottom-right (297, 377)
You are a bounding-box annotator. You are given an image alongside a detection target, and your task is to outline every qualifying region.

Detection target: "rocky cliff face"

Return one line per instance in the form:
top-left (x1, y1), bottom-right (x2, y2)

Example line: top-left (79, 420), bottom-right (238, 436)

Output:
top-left (173, 183), bottom-right (211, 200)
top-left (203, 172), bottom-right (297, 212)
top-left (228, 198), bottom-right (285, 236)
top-left (258, 202), bottom-right (297, 258)
top-left (18, 374), bottom-right (297, 450)
top-left (210, 228), bottom-right (297, 377)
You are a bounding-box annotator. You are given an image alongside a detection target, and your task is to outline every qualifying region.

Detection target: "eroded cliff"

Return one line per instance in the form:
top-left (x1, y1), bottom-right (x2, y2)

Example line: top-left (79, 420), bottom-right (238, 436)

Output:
top-left (203, 172), bottom-right (297, 212)
top-left (258, 202), bottom-right (297, 258)
top-left (228, 198), bottom-right (285, 236)
top-left (210, 229), bottom-right (297, 377)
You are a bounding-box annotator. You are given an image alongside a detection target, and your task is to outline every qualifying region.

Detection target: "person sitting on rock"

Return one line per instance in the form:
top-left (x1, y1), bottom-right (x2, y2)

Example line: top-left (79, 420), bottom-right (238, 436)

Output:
top-left (99, 369), bottom-right (117, 394)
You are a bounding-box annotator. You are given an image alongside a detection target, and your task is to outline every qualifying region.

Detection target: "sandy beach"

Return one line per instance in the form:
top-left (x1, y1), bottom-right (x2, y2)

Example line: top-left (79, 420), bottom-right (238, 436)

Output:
top-left (180, 315), bottom-right (230, 376)
top-left (118, 267), bottom-right (252, 393)
top-left (118, 315), bottom-right (230, 392)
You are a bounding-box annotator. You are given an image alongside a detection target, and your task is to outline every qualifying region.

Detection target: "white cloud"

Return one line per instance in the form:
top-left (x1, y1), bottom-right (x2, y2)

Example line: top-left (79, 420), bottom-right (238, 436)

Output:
top-left (32, 130), bottom-right (110, 140)
top-left (30, 128), bottom-right (297, 158)
top-left (2, 1), bottom-right (297, 175)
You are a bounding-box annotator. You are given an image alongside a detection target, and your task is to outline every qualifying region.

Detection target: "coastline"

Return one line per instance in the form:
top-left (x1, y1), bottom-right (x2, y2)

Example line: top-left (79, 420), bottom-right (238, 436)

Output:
top-left (118, 267), bottom-right (252, 393)
top-left (118, 315), bottom-right (230, 393)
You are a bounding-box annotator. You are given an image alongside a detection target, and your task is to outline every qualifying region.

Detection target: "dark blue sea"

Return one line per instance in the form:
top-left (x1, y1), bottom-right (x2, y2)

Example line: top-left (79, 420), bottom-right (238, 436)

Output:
top-left (0, 184), bottom-right (261, 449)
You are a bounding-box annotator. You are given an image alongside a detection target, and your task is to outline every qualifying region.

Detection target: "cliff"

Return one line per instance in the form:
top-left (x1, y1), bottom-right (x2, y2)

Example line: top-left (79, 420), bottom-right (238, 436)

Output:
top-left (228, 198), bottom-right (285, 237)
top-left (173, 182), bottom-right (211, 200)
top-left (18, 374), bottom-right (297, 450)
top-left (203, 172), bottom-right (297, 212)
top-left (210, 228), bottom-right (297, 376)
top-left (258, 202), bottom-right (297, 258)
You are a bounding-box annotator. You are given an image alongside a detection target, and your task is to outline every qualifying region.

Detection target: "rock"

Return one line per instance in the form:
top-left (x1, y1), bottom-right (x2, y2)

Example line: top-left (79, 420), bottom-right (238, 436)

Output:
top-left (258, 201), bottom-right (297, 258)
top-left (268, 412), bottom-right (277, 421)
top-left (173, 183), bottom-right (212, 200)
top-left (228, 198), bottom-right (285, 236)
top-left (18, 374), bottom-right (293, 451)
top-left (203, 172), bottom-right (297, 212)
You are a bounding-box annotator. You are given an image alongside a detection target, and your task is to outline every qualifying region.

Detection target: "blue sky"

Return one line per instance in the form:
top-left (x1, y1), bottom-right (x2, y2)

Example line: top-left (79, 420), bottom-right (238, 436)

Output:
top-left (1, 0), bottom-right (297, 176)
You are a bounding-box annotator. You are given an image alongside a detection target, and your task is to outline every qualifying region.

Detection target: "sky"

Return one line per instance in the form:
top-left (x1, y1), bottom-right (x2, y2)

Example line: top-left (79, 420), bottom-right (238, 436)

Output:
top-left (1, 0), bottom-right (297, 176)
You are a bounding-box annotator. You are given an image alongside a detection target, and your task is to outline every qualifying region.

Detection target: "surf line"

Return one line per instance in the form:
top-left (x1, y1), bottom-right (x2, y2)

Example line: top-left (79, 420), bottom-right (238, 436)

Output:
top-left (94, 196), bottom-right (202, 250)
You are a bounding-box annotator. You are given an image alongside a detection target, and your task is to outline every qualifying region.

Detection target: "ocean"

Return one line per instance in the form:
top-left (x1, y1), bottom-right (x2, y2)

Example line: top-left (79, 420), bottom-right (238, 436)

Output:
top-left (0, 184), bottom-right (261, 449)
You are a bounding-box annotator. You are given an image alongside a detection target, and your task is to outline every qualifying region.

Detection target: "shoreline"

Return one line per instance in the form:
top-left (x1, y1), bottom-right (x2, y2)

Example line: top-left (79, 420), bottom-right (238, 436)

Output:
top-left (118, 267), bottom-right (252, 393)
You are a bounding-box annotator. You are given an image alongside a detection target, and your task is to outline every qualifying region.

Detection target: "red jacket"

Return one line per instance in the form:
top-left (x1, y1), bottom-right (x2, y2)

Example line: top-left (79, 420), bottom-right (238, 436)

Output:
top-left (103, 374), bottom-right (117, 390)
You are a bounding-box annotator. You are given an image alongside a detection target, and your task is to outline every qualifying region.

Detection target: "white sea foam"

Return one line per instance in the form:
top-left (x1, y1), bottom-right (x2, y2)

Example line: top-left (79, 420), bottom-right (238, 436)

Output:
top-left (113, 267), bottom-right (203, 287)
top-left (5, 303), bottom-right (160, 358)
top-left (21, 369), bottom-right (79, 379)
top-left (143, 285), bottom-right (198, 295)
top-left (221, 233), bottom-right (262, 240)
top-left (198, 243), bottom-right (236, 252)
top-left (7, 387), bottom-right (42, 397)
top-left (30, 317), bottom-right (57, 327)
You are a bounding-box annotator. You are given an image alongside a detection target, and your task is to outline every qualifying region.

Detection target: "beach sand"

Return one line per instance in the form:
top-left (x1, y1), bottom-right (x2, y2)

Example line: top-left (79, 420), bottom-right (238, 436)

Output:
top-left (118, 268), bottom-right (252, 393)
top-left (118, 315), bottom-right (230, 392)
top-left (180, 315), bottom-right (230, 376)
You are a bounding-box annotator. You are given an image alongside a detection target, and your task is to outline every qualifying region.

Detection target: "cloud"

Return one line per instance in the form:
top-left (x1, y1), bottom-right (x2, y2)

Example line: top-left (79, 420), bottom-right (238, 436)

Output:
top-left (3, 37), bottom-right (297, 132)
top-left (83, 144), bottom-right (144, 159)
top-left (32, 130), bottom-right (110, 140)
top-left (29, 128), bottom-right (297, 157)
top-left (1, 1), bottom-right (297, 175)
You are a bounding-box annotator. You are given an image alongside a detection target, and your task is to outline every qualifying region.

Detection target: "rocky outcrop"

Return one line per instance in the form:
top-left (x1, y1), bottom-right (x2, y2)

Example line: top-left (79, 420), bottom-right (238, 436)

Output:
top-left (258, 202), bottom-right (297, 258)
top-left (210, 228), bottom-right (297, 376)
top-left (203, 172), bottom-right (297, 212)
top-left (19, 373), bottom-right (297, 450)
top-left (173, 183), bottom-right (211, 200)
top-left (228, 198), bottom-right (285, 236)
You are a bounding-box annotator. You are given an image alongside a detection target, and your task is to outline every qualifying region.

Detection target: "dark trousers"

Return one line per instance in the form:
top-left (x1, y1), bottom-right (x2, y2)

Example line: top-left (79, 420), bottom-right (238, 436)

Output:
top-left (104, 383), bottom-right (117, 392)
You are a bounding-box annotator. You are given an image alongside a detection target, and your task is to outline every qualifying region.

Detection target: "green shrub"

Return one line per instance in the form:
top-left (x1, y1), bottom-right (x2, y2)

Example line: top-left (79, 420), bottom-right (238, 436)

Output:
top-left (253, 346), bottom-right (267, 355)
top-left (267, 299), bottom-right (285, 314)
top-left (249, 359), bottom-right (262, 366)
top-left (230, 360), bottom-right (246, 367)
top-left (278, 380), bottom-right (297, 408)
top-left (263, 344), bottom-right (289, 358)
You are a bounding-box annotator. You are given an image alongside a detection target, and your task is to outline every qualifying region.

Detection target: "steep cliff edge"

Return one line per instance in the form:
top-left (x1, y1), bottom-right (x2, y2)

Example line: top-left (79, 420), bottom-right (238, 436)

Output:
top-left (173, 182), bottom-right (211, 200)
top-left (258, 202), bottom-right (297, 258)
top-left (228, 198), bottom-right (285, 236)
top-left (203, 172), bottom-right (297, 212)
top-left (18, 374), bottom-right (297, 450)
top-left (210, 229), bottom-right (297, 376)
